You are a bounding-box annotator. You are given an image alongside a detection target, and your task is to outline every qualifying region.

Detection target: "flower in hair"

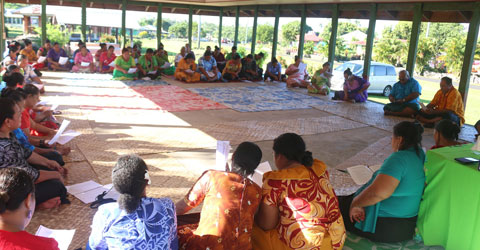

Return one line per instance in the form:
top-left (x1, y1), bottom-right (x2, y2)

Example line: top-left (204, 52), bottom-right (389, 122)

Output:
top-left (144, 171), bottom-right (152, 185)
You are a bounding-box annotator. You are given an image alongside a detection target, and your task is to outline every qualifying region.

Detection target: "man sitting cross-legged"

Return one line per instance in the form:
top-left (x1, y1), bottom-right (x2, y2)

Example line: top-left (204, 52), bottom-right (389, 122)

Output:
top-left (384, 70), bottom-right (422, 117)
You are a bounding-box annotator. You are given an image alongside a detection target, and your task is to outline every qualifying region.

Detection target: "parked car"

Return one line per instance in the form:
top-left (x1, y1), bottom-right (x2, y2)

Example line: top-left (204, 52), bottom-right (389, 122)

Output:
top-left (331, 60), bottom-right (397, 96)
top-left (69, 33), bottom-right (99, 43)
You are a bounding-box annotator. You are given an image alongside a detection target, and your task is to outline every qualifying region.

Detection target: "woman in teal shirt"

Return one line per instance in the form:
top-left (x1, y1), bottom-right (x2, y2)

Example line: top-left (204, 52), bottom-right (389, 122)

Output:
top-left (338, 121), bottom-right (426, 243)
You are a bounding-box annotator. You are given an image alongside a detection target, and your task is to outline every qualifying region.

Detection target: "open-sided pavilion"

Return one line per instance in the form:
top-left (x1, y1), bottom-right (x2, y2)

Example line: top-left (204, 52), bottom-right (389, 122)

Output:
top-left (1, 0), bottom-right (479, 108)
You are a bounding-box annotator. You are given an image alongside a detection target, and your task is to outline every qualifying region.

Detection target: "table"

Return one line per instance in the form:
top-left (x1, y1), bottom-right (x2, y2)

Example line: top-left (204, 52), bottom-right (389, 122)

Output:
top-left (418, 143), bottom-right (480, 250)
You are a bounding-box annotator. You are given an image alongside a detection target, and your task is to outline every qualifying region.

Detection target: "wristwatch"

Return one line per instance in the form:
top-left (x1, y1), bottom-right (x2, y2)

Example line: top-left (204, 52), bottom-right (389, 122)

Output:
top-left (39, 139), bottom-right (46, 147)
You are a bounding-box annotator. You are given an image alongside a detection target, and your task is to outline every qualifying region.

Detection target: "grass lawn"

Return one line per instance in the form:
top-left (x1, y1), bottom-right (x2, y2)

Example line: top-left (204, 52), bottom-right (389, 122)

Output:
top-left (6, 26), bottom-right (23, 39)
top-left (368, 80), bottom-right (479, 126)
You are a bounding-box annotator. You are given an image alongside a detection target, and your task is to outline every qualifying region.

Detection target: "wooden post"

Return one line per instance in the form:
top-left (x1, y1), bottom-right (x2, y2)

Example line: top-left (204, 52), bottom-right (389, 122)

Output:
top-left (188, 6), bottom-right (193, 48)
top-left (41, 0), bottom-right (47, 44)
top-left (458, 2), bottom-right (480, 106)
top-left (363, 3), bottom-right (377, 78)
top-left (328, 4), bottom-right (339, 68)
top-left (218, 8), bottom-right (223, 48)
top-left (234, 6), bottom-right (240, 47)
top-left (121, 0), bottom-right (126, 48)
top-left (81, 0), bottom-right (87, 42)
top-left (251, 6), bottom-right (258, 54)
top-left (157, 3), bottom-right (162, 46)
top-left (406, 3), bottom-right (423, 76)
top-left (271, 6), bottom-right (280, 60)
top-left (298, 4), bottom-right (307, 59)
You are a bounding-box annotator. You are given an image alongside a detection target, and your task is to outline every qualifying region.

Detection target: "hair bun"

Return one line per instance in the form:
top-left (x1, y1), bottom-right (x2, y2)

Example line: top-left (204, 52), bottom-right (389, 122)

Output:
top-left (301, 151), bottom-right (314, 167)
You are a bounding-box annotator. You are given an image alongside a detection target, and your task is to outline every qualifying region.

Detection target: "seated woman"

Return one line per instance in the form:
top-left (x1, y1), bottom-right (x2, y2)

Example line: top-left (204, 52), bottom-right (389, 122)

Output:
top-left (285, 56), bottom-right (309, 88)
top-left (338, 121), bottom-right (425, 243)
top-left (174, 53), bottom-right (201, 83)
top-left (112, 48), bottom-right (137, 80)
top-left (17, 55), bottom-right (45, 93)
top-left (222, 54), bottom-right (242, 82)
top-left (19, 39), bottom-right (41, 75)
top-left (198, 51), bottom-right (221, 82)
top-left (2, 71), bottom-right (24, 92)
top-left (175, 47), bottom-right (187, 67)
top-left (94, 43), bottom-right (107, 65)
top-left (72, 46), bottom-right (95, 73)
top-left (176, 142), bottom-right (263, 250)
top-left (213, 46), bottom-right (226, 72)
top-left (239, 54), bottom-right (261, 81)
top-left (333, 68), bottom-right (370, 103)
top-left (0, 98), bottom-right (68, 209)
top-left (87, 154), bottom-right (178, 249)
top-left (137, 48), bottom-right (160, 80)
top-left (21, 84), bottom-right (58, 138)
top-left (308, 62), bottom-right (333, 95)
top-left (2, 47), bottom-right (18, 70)
top-left (431, 119), bottom-right (463, 149)
top-left (35, 39), bottom-right (51, 70)
top-left (0, 168), bottom-right (60, 249)
top-left (98, 45), bottom-right (116, 73)
top-left (155, 43), bottom-right (174, 75)
top-left (253, 133), bottom-right (346, 250)
top-left (47, 42), bottom-right (70, 71)
top-left (2, 89), bottom-right (67, 166)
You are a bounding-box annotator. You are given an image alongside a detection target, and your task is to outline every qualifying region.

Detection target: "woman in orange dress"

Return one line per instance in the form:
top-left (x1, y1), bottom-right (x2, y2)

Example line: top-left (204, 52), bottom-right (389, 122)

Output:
top-left (253, 133), bottom-right (346, 250)
top-left (175, 142), bottom-right (263, 250)
top-left (174, 53), bottom-right (201, 83)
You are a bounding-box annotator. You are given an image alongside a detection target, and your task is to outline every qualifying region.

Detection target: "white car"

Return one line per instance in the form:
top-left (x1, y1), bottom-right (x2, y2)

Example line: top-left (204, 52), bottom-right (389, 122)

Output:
top-left (330, 60), bottom-right (397, 96)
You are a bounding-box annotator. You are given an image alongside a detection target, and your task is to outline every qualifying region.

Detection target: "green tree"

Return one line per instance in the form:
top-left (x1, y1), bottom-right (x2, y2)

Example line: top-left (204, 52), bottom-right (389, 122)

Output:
top-left (281, 21), bottom-right (313, 44)
top-left (415, 36), bottom-right (436, 75)
top-left (444, 35), bottom-right (466, 76)
top-left (303, 41), bottom-right (316, 58)
top-left (139, 17), bottom-right (155, 27)
top-left (34, 24), bottom-right (70, 46)
top-left (373, 26), bottom-right (408, 66)
top-left (256, 24), bottom-right (274, 44)
top-left (168, 22), bottom-right (188, 38)
top-left (422, 23), bottom-right (465, 52)
top-left (320, 22), bottom-right (362, 41)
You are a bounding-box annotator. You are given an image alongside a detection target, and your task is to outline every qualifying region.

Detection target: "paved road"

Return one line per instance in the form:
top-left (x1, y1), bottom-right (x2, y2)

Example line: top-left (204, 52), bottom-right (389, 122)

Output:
top-left (415, 75), bottom-right (480, 90)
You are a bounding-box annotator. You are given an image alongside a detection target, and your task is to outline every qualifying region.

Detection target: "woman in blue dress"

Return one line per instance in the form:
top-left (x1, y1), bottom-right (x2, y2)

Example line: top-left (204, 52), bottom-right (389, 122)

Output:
top-left (87, 155), bottom-right (178, 250)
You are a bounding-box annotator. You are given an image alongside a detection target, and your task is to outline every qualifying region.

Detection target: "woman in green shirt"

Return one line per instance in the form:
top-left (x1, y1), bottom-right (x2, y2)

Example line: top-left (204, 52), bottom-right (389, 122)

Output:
top-left (113, 48), bottom-right (137, 80)
top-left (338, 121), bottom-right (426, 243)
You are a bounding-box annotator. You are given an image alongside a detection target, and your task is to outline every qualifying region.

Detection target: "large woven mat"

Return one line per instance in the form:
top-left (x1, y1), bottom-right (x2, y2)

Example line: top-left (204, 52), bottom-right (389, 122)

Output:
top-left (198, 116), bottom-right (369, 145)
top-left (131, 85), bottom-right (228, 112)
top-left (344, 232), bottom-right (443, 250)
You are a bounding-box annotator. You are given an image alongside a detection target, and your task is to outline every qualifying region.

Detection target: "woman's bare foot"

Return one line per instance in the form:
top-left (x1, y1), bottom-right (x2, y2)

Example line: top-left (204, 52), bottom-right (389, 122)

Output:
top-left (37, 197), bottom-right (61, 209)
top-left (57, 145), bottom-right (71, 155)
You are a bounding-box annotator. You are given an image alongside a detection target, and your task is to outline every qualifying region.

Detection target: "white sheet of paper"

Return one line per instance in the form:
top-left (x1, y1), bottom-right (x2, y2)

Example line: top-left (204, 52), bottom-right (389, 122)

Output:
top-left (81, 61), bottom-right (90, 67)
top-left (184, 69), bottom-right (194, 74)
top-left (128, 68), bottom-right (137, 74)
top-left (148, 70), bottom-right (157, 74)
top-left (298, 62), bottom-right (307, 73)
top-left (36, 100), bottom-right (49, 106)
top-left (249, 161), bottom-right (273, 186)
top-left (35, 225), bottom-right (75, 250)
top-left (49, 103), bottom-right (59, 111)
top-left (66, 180), bottom-right (102, 195)
top-left (347, 165), bottom-right (378, 185)
top-left (161, 62), bottom-right (171, 69)
top-left (207, 71), bottom-right (215, 78)
top-left (48, 120), bottom-right (71, 145)
top-left (215, 141), bottom-right (230, 171)
top-left (58, 57), bottom-right (68, 65)
top-left (67, 181), bottom-right (119, 204)
top-left (32, 83), bottom-right (44, 90)
top-left (37, 56), bottom-right (47, 63)
top-left (108, 61), bottom-right (115, 67)
top-left (55, 130), bottom-right (81, 145)
top-left (473, 137), bottom-right (480, 152)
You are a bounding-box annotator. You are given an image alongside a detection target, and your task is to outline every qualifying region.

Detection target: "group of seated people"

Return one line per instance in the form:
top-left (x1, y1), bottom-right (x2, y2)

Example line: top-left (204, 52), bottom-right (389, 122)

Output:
top-left (3, 104), bottom-right (479, 249)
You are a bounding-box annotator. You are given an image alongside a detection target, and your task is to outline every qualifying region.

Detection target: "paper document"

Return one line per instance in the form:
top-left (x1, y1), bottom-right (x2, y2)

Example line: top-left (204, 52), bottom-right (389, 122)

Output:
top-left (161, 62), bottom-right (171, 69)
top-left (56, 130), bottom-right (81, 145)
top-left (207, 71), bottom-right (215, 78)
top-left (249, 161), bottom-right (273, 186)
top-left (128, 68), bottom-right (137, 74)
top-left (346, 164), bottom-right (381, 185)
top-left (58, 57), bottom-right (68, 65)
top-left (298, 62), bottom-right (307, 73)
top-left (37, 56), bottom-right (47, 63)
top-left (35, 225), bottom-right (75, 250)
top-left (148, 70), bottom-right (157, 75)
top-left (48, 120), bottom-right (71, 145)
top-left (108, 61), bottom-right (115, 67)
top-left (184, 69), bottom-right (194, 74)
top-left (81, 62), bottom-right (90, 67)
top-left (66, 180), bottom-right (119, 204)
top-left (215, 141), bottom-right (230, 171)
top-left (36, 100), bottom-right (49, 106)
top-left (49, 103), bottom-right (59, 111)
top-left (32, 83), bottom-right (44, 90)
top-left (419, 101), bottom-right (427, 110)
